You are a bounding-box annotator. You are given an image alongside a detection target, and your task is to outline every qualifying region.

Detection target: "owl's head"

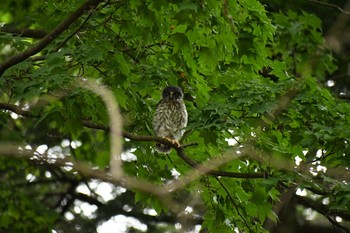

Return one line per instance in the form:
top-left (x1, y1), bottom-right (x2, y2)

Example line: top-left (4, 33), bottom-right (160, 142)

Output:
top-left (162, 86), bottom-right (184, 100)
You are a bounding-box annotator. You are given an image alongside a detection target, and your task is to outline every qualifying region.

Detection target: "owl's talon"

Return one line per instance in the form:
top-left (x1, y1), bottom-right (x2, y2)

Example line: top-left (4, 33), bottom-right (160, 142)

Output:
top-left (173, 141), bottom-right (181, 148)
top-left (164, 137), bottom-right (181, 148)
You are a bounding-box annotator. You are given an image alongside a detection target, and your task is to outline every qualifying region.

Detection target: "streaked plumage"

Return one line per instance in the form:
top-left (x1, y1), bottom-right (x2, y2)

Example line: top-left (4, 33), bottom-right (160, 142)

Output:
top-left (153, 86), bottom-right (188, 153)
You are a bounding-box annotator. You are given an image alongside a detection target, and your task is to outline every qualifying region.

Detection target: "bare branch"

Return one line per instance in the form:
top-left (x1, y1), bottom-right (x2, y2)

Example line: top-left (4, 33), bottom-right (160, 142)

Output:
top-left (78, 79), bottom-right (123, 179)
top-left (0, 0), bottom-right (103, 76)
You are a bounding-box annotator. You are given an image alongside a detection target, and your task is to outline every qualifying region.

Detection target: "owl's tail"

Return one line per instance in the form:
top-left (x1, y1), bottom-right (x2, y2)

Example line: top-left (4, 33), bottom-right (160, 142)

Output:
top-left (155, 143), bottom-right (172, 154)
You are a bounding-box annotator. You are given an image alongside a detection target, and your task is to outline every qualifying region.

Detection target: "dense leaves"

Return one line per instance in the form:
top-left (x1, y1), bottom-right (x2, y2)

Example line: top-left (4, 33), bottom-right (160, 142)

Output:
top-left (1, 0), bottom-right (350, 232)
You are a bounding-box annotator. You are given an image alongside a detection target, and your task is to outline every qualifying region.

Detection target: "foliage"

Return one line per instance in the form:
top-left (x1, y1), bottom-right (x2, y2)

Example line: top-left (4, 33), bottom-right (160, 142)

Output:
top-left (0, 0), bottom-right (350, 232)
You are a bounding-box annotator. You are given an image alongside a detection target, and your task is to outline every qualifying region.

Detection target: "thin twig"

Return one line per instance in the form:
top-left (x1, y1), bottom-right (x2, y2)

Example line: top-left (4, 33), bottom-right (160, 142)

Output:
top-left (55, 8), bottom-right (95, 51)
top-left (308, 0), bottom-right (350, 15)
top-left (182, 142), bottom-right (199, 148)
top-left (214, 177), bottom-right (252, 233)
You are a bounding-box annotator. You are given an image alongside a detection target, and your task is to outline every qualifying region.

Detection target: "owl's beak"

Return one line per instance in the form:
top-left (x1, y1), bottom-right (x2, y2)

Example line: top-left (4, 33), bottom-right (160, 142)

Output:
top-left (169, 92), bottom-right (174, 98)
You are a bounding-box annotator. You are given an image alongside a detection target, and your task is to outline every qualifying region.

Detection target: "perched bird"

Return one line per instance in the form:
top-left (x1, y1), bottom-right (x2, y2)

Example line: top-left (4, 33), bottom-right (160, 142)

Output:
top-left (153, 86), bottom-right (188, 153)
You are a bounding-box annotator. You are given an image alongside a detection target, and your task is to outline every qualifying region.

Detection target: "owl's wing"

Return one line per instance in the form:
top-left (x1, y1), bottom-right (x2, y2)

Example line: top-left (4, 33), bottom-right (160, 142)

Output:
top-left (173, 103), bottom-right (188, 140)
top-left (152, 100), bottom-right (167, 136)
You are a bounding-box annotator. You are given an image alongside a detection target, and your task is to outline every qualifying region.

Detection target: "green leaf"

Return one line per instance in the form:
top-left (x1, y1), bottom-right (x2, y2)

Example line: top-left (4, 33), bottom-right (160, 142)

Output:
top-left (172, 24), bottom-right (188, 34)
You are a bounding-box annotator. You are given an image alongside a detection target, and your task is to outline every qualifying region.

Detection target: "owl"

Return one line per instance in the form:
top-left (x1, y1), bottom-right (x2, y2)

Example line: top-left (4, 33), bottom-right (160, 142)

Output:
top-left (153, 86), bottom-right (188, 153)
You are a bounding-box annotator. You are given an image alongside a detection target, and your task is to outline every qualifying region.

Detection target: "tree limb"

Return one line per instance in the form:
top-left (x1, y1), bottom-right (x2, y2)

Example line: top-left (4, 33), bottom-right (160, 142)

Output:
top-left (0, 102), bottom-right (266, 179)
top-left (176, 147), bottom-right (266, 179)
top-left (78, 79), bottom-right (123, 180)
top-left (263, 185), bottom-right (297, 232)
top-left (0, 25), bottom-right (47, 39)
top-left (214, 177), bottom-right (251, 232)
top-left (296, 195), bottom-right (350, 221)
top-left (0, 103), bottom-right (34, 117)
top-left (0, 0), bottom-right (103, 77)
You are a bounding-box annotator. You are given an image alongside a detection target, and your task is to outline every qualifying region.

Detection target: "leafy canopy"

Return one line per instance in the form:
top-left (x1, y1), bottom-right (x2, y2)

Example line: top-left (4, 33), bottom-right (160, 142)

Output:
top-left (0, 0), bottom-right (349, 232)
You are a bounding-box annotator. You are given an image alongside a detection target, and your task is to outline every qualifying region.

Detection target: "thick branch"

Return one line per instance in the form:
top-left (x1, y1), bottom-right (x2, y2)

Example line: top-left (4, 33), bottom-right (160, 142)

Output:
top-left (297, 195), bottom-right (350, 232)
top-left (263, 185), bottom-right (297, 232)
top-left (94, 194), bottom-right (195, 225)
top-left (296, 195), bottom-right (350, 221)
top-left (0, 0), bottom-right (103, 77)
top-left (1, 25), bottom-right (47, 39)
top-left (0, 103), bottom-right (34, 117)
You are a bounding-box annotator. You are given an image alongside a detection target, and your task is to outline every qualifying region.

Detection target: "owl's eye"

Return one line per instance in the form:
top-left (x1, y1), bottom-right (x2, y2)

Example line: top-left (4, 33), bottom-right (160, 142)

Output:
top-left (174, 92), bottom-right (181, 98)
top-left (162, 87), bottom-right (183, 99)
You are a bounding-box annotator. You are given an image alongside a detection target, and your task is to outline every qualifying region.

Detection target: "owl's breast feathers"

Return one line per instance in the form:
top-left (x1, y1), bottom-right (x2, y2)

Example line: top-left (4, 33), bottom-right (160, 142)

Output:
top-left (153, 99), bottom-right (187, 141)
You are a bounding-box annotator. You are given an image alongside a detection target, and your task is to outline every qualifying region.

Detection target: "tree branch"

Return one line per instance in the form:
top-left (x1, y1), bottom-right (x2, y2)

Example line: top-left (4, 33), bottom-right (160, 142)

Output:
top-left (78, 79), bottom-right (123, 180)
top-left (0, 102), bottom-right (266, 179)
top-left (55, 8), bottom-right (95, 51)
top-left (297, 195), bottom-right (350, 232)
top-left (0, 103), bottom-right (35, 117)
top-left (214, 177), bottom-right (251, 231)
top-left (0, 0), bottom-right (103, 77)
top-left (263, 185), bottom-right (297, 232)
top-left (0, 25), bottom-right (47, 39)
top-left (296, 195), bottom-right (350, 221)
top-left (308, 0), bottom-right (350, 15)
top-left (93, 193), bottom-right (200, 225)
top-left (176, 147), bottom-right (266, 179)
